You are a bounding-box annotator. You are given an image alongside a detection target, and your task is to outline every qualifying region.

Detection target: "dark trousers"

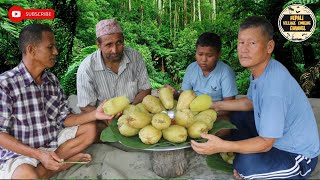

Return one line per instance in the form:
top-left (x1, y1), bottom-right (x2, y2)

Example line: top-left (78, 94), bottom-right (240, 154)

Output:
top-left (230, 111), bottom-right (318, 179)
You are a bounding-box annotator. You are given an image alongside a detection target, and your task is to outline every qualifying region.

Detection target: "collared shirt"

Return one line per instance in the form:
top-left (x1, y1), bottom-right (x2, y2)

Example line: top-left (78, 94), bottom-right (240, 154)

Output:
top-left (247, 59), bottom-right (320, 158)
top-left (76, 47), bottom-right (151, 107)
top-left (0, 62), bottom-right (70, 164)
top-left (181, 60), bottom-right (238, 101)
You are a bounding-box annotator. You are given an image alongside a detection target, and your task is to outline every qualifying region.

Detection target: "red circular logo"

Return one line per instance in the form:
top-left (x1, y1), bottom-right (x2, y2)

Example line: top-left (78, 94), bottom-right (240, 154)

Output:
top-left (8, 6), bottom-right (24, 23)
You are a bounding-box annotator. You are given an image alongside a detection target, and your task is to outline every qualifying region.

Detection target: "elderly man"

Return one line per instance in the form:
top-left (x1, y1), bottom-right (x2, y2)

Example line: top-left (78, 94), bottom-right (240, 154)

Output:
top-left (0, 24), bottom-right (114, 179)
top-left (77, 18), bottom-right (151, 116)
top-left (191, 16), bottom-right (320, 179)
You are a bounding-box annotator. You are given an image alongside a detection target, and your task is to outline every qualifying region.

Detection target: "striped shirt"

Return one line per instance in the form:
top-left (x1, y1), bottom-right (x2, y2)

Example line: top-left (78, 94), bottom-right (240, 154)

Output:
top-left (76, 47), bottom-right (151, 107)
top-left (0, 62), bottom-right (70, 164)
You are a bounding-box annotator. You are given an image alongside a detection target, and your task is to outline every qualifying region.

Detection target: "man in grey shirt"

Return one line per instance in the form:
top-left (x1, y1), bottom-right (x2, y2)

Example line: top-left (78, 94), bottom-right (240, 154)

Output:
top-left (76, 18), bottom-right (151, 122)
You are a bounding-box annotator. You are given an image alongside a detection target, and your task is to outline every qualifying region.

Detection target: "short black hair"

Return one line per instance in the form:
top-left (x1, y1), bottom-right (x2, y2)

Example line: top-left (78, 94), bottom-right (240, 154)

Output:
top-left (239, 16), bottom-right (274, 40)
top-left (196, 32), bottom-right (222, 53)
top-left (18, 24), bottom-right (53, 54)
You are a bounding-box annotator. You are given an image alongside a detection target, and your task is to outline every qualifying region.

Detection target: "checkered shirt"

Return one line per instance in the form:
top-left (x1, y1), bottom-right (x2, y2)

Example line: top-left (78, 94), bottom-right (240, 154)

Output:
top-left (0, 62), bottom-right (70, 164)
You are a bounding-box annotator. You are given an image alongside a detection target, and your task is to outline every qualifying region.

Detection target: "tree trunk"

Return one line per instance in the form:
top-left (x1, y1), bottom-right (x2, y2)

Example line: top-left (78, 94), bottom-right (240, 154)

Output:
top-left (174, 2), bottom-right (177, 41)
top-left (169, 0), bottom-right (172, 39)
top-left (140, 1), bottom-right (144, 24)
top-left (193, 0), bottom-right (195, 22)
top-left (151, 150), bottom-right (188, 178)
top-left (157, 0), bottom-right (162, 25)
top-left (178, 6), bottom-right (180, 29)
top-left (161, 58), bottom-right (165, 72)
top-left (122, 1), bottom-right (125, 12)
top-left (198, 0), bottom-right (201, 22)
top-left (128, 0), bottom-right (131, 11)
top-left (163, 0), bottom-right (166, 13)
top-left (52, 0), bottom-right (77, 70)
top-left (212, 0), bottom-right (216, 21)
top-left (184, 0), bottom-right (187, 27)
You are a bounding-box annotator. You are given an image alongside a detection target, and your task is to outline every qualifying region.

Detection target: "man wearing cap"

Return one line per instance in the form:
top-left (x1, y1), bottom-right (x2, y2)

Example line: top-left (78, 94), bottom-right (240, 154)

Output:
top-left (76, 19), bottom-right (151, 121)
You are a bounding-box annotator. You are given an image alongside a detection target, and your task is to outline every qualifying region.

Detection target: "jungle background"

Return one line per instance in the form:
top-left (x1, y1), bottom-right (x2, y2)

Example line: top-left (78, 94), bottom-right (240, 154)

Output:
top-left (0, 0), bottom-right (319, 97)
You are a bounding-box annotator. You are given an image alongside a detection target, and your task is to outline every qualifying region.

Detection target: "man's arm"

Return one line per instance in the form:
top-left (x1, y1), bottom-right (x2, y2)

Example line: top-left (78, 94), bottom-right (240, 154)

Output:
top-left (132, 89), bottom-right (151, 105)
top-left (212, 96), bottom-right (253, 111)
top-left (0, 133), bottom-right (64, 170)
top-left (64, 100), bottom-right (114, 127)
top-left (216, 65), bottom-right (239, 117)
top-left (191, 133), bottom-right (274, 155)
top-left (214, 96), bottom-right (236, 118)
top-left (64, 111), bottom-right (96, 127)
top-left (230, 136), bottom-right (275, 153)
top-left (80, 105), bottom-right (96, 113)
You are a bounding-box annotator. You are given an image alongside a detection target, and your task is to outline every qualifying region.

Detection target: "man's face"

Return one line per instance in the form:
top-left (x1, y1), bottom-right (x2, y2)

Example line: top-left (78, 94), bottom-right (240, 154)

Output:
top-left (237, 27), bottom-right (274, 69)
top-left (97, 33), bottom-right (124, 62)
top-left (33, 31), bottom-right (58, 68)
top-left (196, 46), bottom-right (220, 72)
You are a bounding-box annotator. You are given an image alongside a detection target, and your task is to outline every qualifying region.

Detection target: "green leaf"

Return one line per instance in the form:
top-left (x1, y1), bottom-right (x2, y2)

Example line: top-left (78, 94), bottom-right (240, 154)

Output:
top-left (100, 126), bottom-right (118, 142)
top-left (109, 119), bottom-right (153, 149)
top-left (209, 120), bottom-right (237, 135)
top-left (206, 154), bottom-right (233, 173)
top-left (100, 118), bottom-right (237, 150)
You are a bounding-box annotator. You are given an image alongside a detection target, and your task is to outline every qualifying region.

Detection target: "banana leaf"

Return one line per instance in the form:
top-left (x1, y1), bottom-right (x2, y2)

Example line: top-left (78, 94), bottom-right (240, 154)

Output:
top-left (100, 118), bottom-right (236, 150)
top-left (100, 126), bottom-right (118, 143)
top-left (206, 153), bottom-right (233, 173)
top-left (209, 120), bottom-right (237, 134)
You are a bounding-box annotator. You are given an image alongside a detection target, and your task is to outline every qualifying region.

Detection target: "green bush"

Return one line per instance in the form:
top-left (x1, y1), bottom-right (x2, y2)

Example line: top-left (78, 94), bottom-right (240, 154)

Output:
top-left (60, 45), bottom-right (98, 95)
top-left (236, 69), bottom-right (251, 95)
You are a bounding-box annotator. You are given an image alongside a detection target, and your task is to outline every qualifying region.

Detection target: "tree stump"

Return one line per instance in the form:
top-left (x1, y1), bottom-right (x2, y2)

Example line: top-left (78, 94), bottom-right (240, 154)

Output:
top-left (151, 149), bottom-right (188, 178)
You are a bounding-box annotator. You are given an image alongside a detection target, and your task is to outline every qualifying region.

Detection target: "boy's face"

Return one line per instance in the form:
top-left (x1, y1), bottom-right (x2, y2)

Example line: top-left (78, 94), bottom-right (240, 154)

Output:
top-left (196, 46), bottom-right (221, 72)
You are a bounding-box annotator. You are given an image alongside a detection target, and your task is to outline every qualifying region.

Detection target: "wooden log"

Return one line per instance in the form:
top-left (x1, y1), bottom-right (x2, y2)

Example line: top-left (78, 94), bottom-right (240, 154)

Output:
top-left (151, 149), bottom-right (187, 178)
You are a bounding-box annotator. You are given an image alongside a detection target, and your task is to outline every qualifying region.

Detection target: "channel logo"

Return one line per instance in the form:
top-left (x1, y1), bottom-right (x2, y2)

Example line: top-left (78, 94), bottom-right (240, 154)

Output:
top-left (278, 4), bottom-right (316, 42)
top-left (8, 6), bottom-right (55, 23)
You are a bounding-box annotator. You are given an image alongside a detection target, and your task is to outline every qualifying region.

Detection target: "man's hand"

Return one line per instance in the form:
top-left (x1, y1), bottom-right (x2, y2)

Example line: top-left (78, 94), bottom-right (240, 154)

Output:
top-left (210, 101), bottom-right (221, 111)
top-left (38, 150), bottom-right (64, 171)
top-left (95, 99), bottom-right (116, 120)
top-left (191, 133), bottom-right (226, 155)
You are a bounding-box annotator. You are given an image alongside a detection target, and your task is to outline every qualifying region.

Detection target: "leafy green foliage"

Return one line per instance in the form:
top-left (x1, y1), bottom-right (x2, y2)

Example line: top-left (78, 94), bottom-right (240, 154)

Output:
top-left (236, 69), bottom-right (251, 95)
top-left (150, 71), bottom-right (175, 89)
top-left (1, 0), bottom-right (319, 97)
top-left (168, 28), bottom-right (198, 86)
top-left (284, 0), bottom-right (320, 7)
top-left (0, 0), bottom-right (28, 72)
top-left (60, 45), bottom-right (97, 95)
